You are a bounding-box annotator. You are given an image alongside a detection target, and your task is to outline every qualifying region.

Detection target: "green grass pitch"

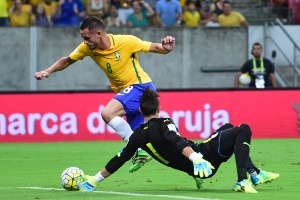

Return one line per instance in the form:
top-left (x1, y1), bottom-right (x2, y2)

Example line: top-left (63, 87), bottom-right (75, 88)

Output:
top-left (0, 139), bottom-right (299, 200)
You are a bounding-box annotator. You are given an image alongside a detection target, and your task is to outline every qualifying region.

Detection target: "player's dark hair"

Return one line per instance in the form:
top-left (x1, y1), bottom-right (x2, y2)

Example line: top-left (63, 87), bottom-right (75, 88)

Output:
top-left (252, 42), bottom-right (262, 49)
top-left (80, 16), bottom-right (105, 32)
top-left (140, 87), bottom-right (159, 116)
top-left (223, 1), bottom-right (231, 5)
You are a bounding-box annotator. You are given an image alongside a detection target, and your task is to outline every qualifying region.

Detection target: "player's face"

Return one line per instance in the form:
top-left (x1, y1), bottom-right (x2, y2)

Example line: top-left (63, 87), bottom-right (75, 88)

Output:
top-left (211, 13), bottom-right (218, 22)
top-left (80, 28), bottom-right (100, 51)
top-left (133, 2), bottom-right (141, 13)
top-left (252, 45), bottom-right (262, 57)
top-left (223, 3), bottom-right (231, 15)
top-left (14, 0), bottom-right (23, 9)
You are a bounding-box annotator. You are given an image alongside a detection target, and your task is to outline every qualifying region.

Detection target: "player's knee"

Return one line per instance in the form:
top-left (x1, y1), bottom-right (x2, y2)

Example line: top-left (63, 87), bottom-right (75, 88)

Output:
top-left (101, 109), bottom-right (111, 123)
top-left (101, 109), bottom-right (125, 123)
top-left (238, 124), bottom-right (252, 138)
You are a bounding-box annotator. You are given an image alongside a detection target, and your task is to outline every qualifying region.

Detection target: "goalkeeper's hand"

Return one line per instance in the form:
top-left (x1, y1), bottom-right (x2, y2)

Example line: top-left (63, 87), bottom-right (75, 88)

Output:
top-left (78, 175), bottom-right (99, 192)
top-left (190, 152), bottom-right (215, 178)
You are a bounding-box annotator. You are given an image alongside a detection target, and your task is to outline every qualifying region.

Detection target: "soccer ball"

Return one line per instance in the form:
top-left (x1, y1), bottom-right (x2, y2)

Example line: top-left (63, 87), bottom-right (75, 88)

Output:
top-left (60, 167), bottom-right (85, 191)
top-left (239, 73), bottom-right (251, 85)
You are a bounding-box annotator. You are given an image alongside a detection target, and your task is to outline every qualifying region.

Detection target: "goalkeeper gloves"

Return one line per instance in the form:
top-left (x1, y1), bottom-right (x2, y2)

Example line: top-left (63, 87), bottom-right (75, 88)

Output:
top-left (189, 152), bottom-right (215, 178)
top-left (79, 175), bottom-right (99, 192)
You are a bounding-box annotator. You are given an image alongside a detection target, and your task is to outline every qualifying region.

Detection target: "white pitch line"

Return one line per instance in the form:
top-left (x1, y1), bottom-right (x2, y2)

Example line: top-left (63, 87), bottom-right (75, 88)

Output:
top-left (9, 186), bottom-right (221, 200)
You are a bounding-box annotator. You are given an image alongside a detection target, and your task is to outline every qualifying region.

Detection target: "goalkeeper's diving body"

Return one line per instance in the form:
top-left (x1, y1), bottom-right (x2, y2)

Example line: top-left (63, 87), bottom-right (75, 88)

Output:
top-left (79, 87), bottom-right (279, 193)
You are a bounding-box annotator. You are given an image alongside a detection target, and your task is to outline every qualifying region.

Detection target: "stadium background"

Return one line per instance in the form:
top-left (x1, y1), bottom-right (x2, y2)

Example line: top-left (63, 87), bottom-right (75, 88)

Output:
top-left (0, 2), bottom-right (299, 199)
top-left (0, 24), bottom-right (300, 142)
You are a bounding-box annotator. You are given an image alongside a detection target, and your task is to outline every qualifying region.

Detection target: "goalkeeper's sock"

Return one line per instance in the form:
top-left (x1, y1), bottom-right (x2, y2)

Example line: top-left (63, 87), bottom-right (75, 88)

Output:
top-left (247, 157), bottom-right (260, 176)
top-left (108, 116), bottom-right (133, 142)
top-left (234, 146), bottom-right (250, 181)
top-left (248, 168), bottom-right (259, 176)
top-left (94, 172), bottom-right (105, 182)
top-left (234, 124), bottom-right (251, 181)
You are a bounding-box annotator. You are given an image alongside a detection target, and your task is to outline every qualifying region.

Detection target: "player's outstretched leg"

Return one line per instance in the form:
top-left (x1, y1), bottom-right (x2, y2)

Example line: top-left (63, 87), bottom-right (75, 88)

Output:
top-left (129, 149), bottom-right (152, 172)
top-left (250, 170), bottom-right (280, 186)
top-left (232, 179), bottom-right (257, 193)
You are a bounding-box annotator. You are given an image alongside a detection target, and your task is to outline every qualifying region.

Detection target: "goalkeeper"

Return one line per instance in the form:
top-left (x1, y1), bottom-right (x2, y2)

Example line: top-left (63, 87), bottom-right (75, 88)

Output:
top-left (79, 87), bottom-right (279, 193)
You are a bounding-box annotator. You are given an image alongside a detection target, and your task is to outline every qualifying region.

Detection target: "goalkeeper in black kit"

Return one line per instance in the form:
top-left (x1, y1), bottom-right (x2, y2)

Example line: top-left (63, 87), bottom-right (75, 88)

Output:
top-left (79, 87), bottom-right (279, 193)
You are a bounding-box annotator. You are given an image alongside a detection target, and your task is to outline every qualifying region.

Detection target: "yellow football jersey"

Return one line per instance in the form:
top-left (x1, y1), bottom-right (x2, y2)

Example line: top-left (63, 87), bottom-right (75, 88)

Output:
top-left (43, 1), bottom-right (57, 18)
top-left (69, 34), bottom-right (152, 92)
top-left (0, 0), bottom-right (8, 18)
top-left (29, 0), bottom-right (42, 6)
top-left (218, 11), bottom-right (246, 27)
top-left (9, 11), bottom-right (30, 26)
top-left (183, 11), bottom-right (201, 27)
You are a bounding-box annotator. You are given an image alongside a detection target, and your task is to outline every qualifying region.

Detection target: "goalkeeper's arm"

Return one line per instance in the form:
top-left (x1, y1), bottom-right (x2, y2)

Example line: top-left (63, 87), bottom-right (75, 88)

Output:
top-left (79, 143), bottom-right (137, 191)
top-left (182, 146), bottom-right (196, 158)
top-left (94, 168), bottom-right (111, 182)
top-left (79, 168), bottom-right (110, 192)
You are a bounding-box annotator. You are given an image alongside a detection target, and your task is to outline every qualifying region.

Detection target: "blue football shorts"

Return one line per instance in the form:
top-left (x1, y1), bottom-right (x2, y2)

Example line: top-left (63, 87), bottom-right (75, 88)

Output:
top-left (114, 82), bottom-right (156, 131)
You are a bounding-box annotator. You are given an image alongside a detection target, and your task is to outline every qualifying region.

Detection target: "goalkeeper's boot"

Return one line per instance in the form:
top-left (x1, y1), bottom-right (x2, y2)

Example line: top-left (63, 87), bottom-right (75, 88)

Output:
top-left (232, 179), bottom-right (257, 193)
top-left (194, 177), bottom-right (203, 189)
top-left (129, 150), bottom-right (152, 173)
top-left (250, 170), bottom-right (279, 186)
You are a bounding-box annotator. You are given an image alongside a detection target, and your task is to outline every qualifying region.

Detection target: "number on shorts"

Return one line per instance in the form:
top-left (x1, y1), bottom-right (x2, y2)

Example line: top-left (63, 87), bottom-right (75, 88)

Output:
top-left (117, 86), bottom-right (134, 95)
top-left (123, 86), bottom-right (133, 93)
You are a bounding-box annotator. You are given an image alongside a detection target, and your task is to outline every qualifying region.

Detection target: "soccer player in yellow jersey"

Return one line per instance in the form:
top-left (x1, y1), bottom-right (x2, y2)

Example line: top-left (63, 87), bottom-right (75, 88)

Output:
top-left (34, 16), bottom-right (175, 172)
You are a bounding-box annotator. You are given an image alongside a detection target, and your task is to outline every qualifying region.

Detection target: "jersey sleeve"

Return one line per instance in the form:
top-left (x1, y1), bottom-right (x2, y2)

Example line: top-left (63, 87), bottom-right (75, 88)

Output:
top-left (69, 42), bottom-right (89, 61)
top-left (176, 1), bottom-right (182, 13)
top-left (237, 12), bottom-right (246, 23)
top-left (125, 35), bottom-right (152, 53)
top-left (266, 59), bottom-right (275, 73)
top-left (156, 2), bottom-right (161, 13)
top-left (161, 119), bottom-right (190, 152)
top-left (77, 0), bottom-right (85, 12)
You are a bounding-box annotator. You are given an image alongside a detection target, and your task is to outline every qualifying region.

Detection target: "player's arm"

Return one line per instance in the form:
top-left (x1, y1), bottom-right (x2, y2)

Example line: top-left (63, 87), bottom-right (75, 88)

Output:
top-left (181, 146), bottom-right (194, 157)
top-left (149, 36), bottom-right (175, 54)
top-left (238, 13), bottom-right (249, 27)
top-left (269, 73), bottom-right (277, 87)
top-left (156, 11), bottom-right (166, 27)
top-left (79, 134), bottom-right (139, 192)
top-left (235, 61), bottom-right (249, 87)
top-left (268, 60), bottom-right (277, 87)
top-left (34, 57), bottom-right (75, 80)
top-left (240, 20), bottom-right (249, 27)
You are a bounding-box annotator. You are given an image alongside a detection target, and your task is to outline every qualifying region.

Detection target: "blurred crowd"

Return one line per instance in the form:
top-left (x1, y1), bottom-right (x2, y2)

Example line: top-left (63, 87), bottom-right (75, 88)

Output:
top-left (0, 0), bottom-right (298, 28)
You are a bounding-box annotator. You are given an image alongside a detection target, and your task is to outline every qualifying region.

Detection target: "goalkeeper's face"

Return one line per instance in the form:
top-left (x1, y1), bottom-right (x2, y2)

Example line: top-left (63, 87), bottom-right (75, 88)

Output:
top-left (80, 28), bottom-right (101, 51)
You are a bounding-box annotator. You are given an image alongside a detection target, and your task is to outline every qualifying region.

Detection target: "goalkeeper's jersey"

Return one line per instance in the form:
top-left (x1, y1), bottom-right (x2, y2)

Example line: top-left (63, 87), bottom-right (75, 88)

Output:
top-left (105, 118), bottom-right (195, 176)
